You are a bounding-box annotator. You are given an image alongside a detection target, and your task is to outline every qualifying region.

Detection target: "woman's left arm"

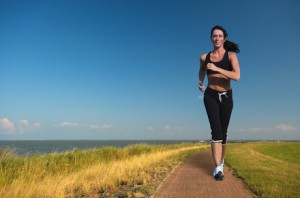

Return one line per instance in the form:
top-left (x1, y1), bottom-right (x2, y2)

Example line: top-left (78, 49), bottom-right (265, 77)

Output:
top-left (207, 52), bottom-right (240, 81)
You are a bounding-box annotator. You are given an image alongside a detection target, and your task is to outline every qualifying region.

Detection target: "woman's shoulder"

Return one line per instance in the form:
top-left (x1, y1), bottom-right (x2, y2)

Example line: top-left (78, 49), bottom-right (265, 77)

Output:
top-left (200, 53), bottom-right (209, 62)
top-left (228, 51), bottom-right (238, 60)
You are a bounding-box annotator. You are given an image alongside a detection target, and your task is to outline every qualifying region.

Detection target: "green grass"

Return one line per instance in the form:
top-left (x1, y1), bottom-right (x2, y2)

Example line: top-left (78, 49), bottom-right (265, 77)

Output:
top-left (226, 142), bottom-right (300, 198)
top-left (254, 142), bottom-right (300, 164)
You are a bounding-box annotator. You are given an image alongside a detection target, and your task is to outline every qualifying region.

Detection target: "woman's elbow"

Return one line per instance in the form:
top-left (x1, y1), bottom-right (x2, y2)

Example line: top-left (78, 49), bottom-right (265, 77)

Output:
top-left (232, 72), bottom-right (240, 81)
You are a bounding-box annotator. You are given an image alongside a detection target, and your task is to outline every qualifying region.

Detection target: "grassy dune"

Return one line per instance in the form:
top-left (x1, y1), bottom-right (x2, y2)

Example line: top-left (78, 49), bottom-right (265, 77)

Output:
top-left (0, 143), bottom-right (209, 197)
top-left (226, 142), bottom-right (300, 198)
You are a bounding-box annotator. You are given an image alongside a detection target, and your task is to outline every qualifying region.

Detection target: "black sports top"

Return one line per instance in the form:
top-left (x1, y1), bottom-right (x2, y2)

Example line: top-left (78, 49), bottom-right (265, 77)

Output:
top-left (205, 51), bottom-right (232, 75)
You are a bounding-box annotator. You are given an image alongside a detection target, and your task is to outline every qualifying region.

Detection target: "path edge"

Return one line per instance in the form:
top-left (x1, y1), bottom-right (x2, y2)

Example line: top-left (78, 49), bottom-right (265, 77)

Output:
top-left (151, 149), bottom-right (209, 198)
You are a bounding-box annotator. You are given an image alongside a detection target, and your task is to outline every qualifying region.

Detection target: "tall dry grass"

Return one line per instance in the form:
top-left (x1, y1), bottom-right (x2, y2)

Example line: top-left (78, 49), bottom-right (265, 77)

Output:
top-left (0, 143), bottom-right (208, 197)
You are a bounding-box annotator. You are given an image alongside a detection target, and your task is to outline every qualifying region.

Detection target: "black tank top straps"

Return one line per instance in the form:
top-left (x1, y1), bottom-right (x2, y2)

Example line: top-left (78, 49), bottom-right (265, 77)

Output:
top-left (205, 51), bottom-right (232, 75)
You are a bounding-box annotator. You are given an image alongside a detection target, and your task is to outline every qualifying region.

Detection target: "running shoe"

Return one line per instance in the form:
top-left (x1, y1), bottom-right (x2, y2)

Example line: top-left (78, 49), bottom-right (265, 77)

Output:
top-left (214, 171), bottom-right (224, 181)
top-left (213, 166), bottom-right (224, 181)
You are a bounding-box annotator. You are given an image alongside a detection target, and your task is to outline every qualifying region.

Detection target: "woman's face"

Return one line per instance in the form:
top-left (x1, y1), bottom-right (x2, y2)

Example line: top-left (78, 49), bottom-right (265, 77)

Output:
top-left (211, 29), bottom-right (226, 48)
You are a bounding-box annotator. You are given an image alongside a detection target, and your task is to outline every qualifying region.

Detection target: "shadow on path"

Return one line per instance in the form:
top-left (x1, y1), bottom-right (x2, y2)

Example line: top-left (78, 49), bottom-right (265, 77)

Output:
top-left (190, 148), bottom-right (213, 177)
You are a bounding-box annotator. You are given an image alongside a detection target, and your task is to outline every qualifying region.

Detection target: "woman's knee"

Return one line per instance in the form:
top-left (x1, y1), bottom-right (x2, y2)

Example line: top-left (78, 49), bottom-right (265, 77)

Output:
top-left (211, 130), bottom-right (223, 142)
top-left (222, 137), bottom-right (227, 144)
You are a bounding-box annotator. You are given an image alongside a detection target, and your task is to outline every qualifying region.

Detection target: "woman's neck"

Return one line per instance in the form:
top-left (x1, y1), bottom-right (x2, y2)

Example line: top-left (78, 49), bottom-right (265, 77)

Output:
top-left (212, 47), bottom-right (226, 57)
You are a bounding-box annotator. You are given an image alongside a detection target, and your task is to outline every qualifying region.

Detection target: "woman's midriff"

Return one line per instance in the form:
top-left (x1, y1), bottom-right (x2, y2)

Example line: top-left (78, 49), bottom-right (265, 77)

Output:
top-left (207, 74), bottom-right (231, 92)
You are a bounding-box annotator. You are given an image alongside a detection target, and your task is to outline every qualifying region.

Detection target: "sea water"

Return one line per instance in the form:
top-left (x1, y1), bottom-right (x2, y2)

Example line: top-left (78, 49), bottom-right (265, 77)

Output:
top-left (0, 140), bottom-right (199, 156)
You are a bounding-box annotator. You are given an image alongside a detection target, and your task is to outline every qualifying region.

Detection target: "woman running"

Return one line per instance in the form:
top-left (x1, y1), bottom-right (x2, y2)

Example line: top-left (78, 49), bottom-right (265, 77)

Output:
top-left (199, 25), bottom-right (240, 180)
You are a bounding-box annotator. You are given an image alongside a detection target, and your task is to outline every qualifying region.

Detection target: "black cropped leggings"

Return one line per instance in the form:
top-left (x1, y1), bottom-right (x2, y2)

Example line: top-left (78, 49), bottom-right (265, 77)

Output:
top-left (204, 87), bottom-right (233, 144)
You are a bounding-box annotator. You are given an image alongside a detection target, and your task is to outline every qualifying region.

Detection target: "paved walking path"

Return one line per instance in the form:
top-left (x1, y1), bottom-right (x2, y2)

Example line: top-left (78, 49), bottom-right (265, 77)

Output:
top-left (154, 149), bottom-right (254, 198)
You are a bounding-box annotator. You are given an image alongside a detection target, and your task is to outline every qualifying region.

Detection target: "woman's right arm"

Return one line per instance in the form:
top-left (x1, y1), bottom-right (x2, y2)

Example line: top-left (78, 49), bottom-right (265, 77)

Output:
top-left (198, 54), bottom-right (207, 92)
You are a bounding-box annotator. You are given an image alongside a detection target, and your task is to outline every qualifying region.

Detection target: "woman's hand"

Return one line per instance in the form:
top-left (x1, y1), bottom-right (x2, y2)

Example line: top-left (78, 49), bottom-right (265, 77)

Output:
top-left (206, 63), bottom-right (219, 72)
top-left (198, 82), bottom-right (205, 92)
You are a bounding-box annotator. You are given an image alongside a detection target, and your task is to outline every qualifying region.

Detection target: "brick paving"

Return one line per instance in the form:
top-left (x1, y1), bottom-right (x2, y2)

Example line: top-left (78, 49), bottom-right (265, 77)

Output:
top-left (154, 149), bottom-right (254, 198)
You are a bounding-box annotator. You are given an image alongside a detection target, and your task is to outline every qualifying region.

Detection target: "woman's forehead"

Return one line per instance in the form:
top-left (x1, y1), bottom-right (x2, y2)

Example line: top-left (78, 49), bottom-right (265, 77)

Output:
top-left (212, 29), bottom-right (224, 35)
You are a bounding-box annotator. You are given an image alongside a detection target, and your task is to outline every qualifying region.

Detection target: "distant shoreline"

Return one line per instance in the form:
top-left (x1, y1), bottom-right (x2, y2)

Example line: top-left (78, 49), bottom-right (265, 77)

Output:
top-left (1, 139), bottom-right (298, 156)
top-left (0, 140), bottom-right (200, 156)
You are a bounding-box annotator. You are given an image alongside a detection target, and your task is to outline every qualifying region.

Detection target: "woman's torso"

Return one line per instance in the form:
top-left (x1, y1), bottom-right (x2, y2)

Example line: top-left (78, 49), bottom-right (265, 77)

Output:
top-left (205, 51), bottom-right (232, 92)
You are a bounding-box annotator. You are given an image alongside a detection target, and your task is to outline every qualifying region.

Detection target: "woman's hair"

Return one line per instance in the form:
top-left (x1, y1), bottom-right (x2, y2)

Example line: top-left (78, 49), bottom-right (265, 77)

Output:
top-left (210, 25), bottom-right (240, 53)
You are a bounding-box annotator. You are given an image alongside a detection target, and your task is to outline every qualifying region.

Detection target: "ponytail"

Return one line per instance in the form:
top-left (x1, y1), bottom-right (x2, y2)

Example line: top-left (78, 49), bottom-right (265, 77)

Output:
top-left (211, 25), bottom-right (240, 53)
top-left (224, 40), bottom-right (240, 53)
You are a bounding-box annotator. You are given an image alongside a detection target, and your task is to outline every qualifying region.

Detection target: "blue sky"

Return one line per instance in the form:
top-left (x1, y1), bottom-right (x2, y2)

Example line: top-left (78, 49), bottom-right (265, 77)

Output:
top-left (1, 0), bottom-right (300, 140)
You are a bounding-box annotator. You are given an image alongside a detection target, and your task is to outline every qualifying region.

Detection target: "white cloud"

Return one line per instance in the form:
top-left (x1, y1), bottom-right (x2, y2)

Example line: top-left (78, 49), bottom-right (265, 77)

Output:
top-left (174, 126), bottom-right (183, 130)
top-left (147, 126), bottom-right (155, 131)
top-left (34, 122), bottom-right (41, 129)
top-left (239, 123), bottom-right (298, 133)
top-left (18, 120), bottom-right (42, 133)
top-left (56, 122), bottom-right (113, 129)
top-left (0, 118), bottom-right (16, 134)
top-left (57, 122), bottom-right (79, 127)
top-left (18, 120), bottom-right (30, 133)
top-left (250, 127), bottom-right (272, 132)
top-left (275, 124), bottom-right (298, 132)
top-left (164, 125), bottom-right (171, 130)
top-left (90, 124), bottom-right (112, 129)
top-left (163, 124), bottom-right (183, 131)
top-left (0, 118), bottom-right (41, 134)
